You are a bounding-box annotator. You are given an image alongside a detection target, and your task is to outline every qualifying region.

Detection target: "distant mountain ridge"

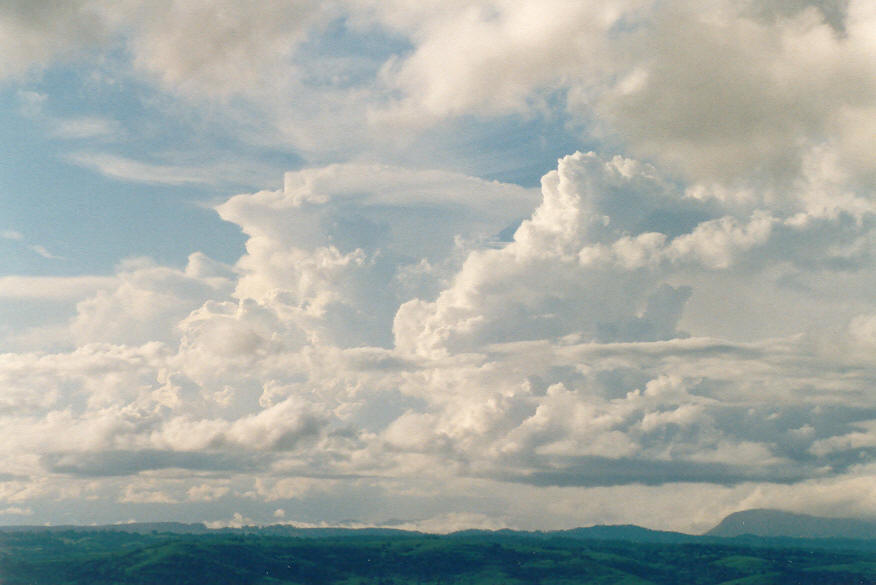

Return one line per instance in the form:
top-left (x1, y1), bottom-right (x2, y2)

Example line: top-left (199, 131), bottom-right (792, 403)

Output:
top-left (0, 522), bottom-right (693, 543)
top-left (2, 509), bottom-right (874, 543)
top-left (447, 524), bottom-right (699, 545)
top-left (0, 522), bottom-right (211, 534)
top-left (550, 525), bottom-right (698, 544)
top-left (706, 509), bottom-right (876, 539)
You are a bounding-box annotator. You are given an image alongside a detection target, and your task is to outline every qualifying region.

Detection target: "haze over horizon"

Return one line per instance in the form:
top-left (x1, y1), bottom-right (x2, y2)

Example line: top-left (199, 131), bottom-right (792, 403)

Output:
top-left (1, 0), bottom-right (875, 534)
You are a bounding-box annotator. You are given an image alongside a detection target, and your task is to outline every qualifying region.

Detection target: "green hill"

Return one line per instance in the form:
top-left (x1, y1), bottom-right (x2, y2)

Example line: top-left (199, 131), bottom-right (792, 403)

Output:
top-left (1, 527), bottom-right (874, 585)
top-left (707, 509), bottom-right (876, 539)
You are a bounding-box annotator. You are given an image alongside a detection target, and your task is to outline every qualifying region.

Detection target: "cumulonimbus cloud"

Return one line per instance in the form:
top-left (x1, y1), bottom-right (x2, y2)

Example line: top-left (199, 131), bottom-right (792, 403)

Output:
top-left (0, 147), bottom-right (874, 528)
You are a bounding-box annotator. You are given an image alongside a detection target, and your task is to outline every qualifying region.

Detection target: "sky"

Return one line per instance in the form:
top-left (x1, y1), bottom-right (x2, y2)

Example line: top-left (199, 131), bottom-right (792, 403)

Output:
top-left (0, 0), bottom-right (875, 534)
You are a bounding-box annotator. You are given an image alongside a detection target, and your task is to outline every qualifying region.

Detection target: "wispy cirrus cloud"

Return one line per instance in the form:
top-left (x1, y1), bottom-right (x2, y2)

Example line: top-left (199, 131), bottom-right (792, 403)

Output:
top-left (66, 152), bottom-right (216, 186)
top-left (51, 116), bottom-right (121, 139)
top-left (2, 230), bottom-right (65, 261)
top-left (66, 151), bottom-right (284, 189)
top-left (28, 244), bottom-right (63, 260)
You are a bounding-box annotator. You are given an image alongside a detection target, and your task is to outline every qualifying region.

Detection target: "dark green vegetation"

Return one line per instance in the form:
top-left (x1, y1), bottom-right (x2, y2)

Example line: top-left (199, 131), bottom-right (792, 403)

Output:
top-left (1, 527), bottom-right (874, 585)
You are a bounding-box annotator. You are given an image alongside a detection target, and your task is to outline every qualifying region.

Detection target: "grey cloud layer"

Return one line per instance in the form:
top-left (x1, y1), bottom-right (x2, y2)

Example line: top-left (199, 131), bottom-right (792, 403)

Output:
top-left (5, 1), bottom-right (873, 184)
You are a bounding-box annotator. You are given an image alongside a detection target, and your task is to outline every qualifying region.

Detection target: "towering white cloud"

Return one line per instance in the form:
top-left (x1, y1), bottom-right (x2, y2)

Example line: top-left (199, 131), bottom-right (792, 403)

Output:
top-left (3, 147), bottom-right (873, 529)
top-left (394, 152), bottom-right (694, 357)
top-left (70, 254), bottom-right (235, 346)
top-left (215, 163), bottom-right (537, 347)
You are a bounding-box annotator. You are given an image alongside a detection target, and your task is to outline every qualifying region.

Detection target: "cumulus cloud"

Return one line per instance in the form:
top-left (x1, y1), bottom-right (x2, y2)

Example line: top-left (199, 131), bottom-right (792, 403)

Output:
top-left (70, 254), bottom-right (235, 346)
top-left (7, 0), bottom-right (874, 188)
top-left (215, 163), bottom-right (537, 347)
top-left (391, 512), bottom-right (510, 534)
top-left (1, 0), bottom-right (875, 529)
top-left (392, 152), bottom-right (708, 356)
top-left (362, 0), bottom-right (876, 188)
top-left (592, 0), bottom-right (876, 184)
top-left (111, 0), bottom-right (332, 95)
top-left (0, 275), bottom-right (116, 300)
top-left (360, 0), bottom-right (643, 123)
top-left (307, 0), bottom-right (870, 194)
top-left (0, 0), bottom-right (332, 91)
top-left (1, 146), bottom-right (874, 530)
